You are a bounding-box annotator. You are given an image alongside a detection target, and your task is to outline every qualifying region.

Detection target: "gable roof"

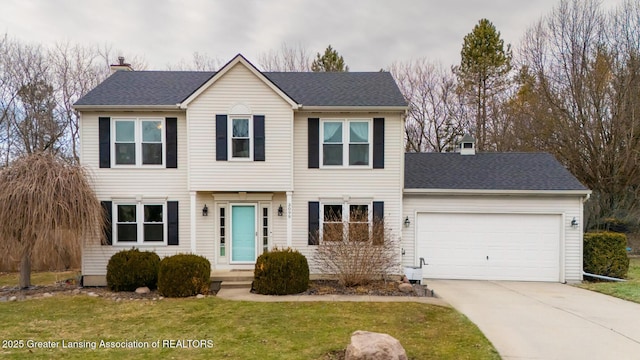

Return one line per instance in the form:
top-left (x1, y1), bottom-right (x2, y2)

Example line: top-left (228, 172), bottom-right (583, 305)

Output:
top-left (404, 152), bottom-right (589, 193)
top-left (74, 58), bottom-right (407, 109)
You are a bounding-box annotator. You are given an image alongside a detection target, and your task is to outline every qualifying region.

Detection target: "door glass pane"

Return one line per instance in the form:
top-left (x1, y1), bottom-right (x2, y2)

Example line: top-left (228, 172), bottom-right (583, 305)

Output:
top-left (115, 121), bottom-right (135, 142)
top-left (142, 121), bottom-right (162, 142)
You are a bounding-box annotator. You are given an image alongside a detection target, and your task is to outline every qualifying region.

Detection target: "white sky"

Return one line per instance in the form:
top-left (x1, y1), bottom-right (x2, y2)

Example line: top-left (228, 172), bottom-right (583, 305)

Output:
top-left (0, 0), bottom-right (622, 71)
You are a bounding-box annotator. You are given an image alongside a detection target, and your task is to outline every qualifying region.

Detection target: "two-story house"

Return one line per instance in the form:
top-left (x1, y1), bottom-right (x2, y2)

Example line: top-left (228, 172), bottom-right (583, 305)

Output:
top-left (75, 54), bottom-right (590, 286)
top-left (75, 54), bottom-right (407, 286)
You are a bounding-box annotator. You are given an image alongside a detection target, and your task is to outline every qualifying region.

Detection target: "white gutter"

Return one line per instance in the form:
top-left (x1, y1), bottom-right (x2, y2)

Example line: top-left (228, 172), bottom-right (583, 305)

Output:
top-left (298, 105), bottom-right (408, 112)
top-left (73, 104), bottom-right (182, 111)
top-left (404, 189), bottom-right (592, 196)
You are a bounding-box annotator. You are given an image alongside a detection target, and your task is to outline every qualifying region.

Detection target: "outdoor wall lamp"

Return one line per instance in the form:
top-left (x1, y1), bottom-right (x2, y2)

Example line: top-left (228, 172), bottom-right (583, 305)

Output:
top-left (202, 204), bottom-right (209, 217)
top-left (404, 216), bottom-right (411, 227)
top-left (571, 217), bottom-right (578, 228)
top-left (278, 205), bottom-right (284, 217)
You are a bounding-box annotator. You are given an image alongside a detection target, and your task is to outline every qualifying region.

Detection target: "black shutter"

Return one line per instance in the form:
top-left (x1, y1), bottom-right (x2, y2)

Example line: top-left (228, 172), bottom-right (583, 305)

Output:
top-left (308, 201), bottom-right (320, 245)
top-left (254, 115), bottom-right (265, 161)
top-left (308, 118), bottom-right (319, 168)
top-left (373, 118), bottom-right (385, 169)
top-left (216, 115), bottom-right (228, 161)
top-left (373, 201), bottom-right (384, 221)
top-left (167, 201), bottom-right (179, 246)
top-left (98, 117), bottom-right (111, 168)
top-left (166, 117), bottom-right (177, 168)
top-left (100, 201), bottom-right (112, 245)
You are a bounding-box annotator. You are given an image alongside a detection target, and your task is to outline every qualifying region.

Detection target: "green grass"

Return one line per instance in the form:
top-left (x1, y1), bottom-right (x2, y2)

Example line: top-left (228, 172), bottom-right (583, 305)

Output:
top-left (0, 270), bottom-right (79, 287)
top-left (578, 257), bottom-right (640, 303)
top-left (0, 295), bottom-right (499, 360)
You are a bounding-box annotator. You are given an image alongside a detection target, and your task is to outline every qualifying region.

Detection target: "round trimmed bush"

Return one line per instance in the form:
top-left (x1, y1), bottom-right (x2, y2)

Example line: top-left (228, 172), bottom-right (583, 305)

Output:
top-left (106, 248), bottom-right (160, 291)
top-left (158, 254), bottom-right (211, 297)
top-left (253, 248), bottom-right (309, 295)
top-left (584, 232), bottom-right (629, 279)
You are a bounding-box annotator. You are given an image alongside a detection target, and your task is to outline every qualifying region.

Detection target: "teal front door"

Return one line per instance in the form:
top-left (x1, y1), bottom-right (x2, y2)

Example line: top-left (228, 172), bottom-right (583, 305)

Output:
top-left (231, 205), bottom-right (256, 263)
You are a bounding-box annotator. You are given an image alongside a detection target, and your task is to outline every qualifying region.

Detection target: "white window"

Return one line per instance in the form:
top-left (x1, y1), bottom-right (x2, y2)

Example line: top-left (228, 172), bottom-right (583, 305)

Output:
top-left (321, 203), bottom-right (371, 242)
top-left (113, 118), bottom-right (164, 166)
top-left (320, 119), bottom-right (372, 167)
top-left (229, 117), bottom-right (252, 160)
top-left (114, 202), bottom-right (166, 245)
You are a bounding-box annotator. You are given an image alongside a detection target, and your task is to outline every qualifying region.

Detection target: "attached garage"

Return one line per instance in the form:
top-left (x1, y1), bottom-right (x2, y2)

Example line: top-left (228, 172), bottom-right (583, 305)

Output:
top-left (402, 139), bottom-right (590, 283)
top-left (416, 212), bottom-right (561, 281)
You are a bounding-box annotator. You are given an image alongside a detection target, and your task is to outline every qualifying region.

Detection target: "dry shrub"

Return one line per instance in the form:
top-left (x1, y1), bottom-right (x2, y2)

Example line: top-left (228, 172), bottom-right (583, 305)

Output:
top-left (314, 212), bottom-right (400, 287)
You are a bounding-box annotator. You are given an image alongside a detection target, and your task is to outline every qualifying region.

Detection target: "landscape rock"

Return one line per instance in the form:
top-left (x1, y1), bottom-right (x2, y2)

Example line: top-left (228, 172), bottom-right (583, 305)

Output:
top-left (42, 292), bottom-right (53, 298)
top-left (9, 296), bottom-right (17, 302)
top-left (398, 283), bottom-right (414, 293)
top-left (87, 292), bottom-right (99, 297)
top-left (196, 294), bottom-right (205, 299)
top-left (135, 287), bottom-right (150, 294)
top-left (401, 275), bottom-right (410, 284)
top-left (345, 330), bottom-right (407, 360)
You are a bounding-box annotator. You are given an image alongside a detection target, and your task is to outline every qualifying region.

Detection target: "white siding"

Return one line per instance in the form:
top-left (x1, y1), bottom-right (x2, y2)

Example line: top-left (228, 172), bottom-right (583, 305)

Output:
top-left (292, 112), bottom-right (405, 273)
top-left (402, 194), bottom-right (585, 282)
top-left (187, 63), bottom-right (294, 192)
top-left (80, 111), bottom-right (191, 276)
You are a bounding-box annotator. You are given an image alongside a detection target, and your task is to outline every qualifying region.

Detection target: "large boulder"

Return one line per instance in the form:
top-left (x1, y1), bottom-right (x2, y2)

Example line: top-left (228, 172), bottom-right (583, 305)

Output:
top-left (345, 330), bottom-right (407, 360)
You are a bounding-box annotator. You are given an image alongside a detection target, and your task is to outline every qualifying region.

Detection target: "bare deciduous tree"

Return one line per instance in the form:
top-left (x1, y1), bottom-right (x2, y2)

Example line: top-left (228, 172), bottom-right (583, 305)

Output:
top-left (390, 59), bottom-right (466, 152)
top-left (0, 152), bottom-right (102, 288)
top-left (258, 42), bottom-right (311, 72)
top-left (166, 51), bottom-right (223, 71)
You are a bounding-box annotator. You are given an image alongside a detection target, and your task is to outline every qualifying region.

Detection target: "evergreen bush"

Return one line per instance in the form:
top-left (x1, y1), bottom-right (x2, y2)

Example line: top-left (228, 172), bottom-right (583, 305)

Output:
top-left (158, 254), bottom-right (211, 297)
top-left (106, 248), bottom-right (160, 291)
top-left (584, 232), bottom-right (629, 279)
top-left (253, 248), bottom-right (309, 295)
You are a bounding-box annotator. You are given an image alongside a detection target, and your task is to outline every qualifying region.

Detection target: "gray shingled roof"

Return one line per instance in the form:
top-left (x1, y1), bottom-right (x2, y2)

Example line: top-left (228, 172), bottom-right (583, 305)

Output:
top-left (75, 70), bottom-right (407, 107)
top-left (404, 152), bottom-right (588, 191)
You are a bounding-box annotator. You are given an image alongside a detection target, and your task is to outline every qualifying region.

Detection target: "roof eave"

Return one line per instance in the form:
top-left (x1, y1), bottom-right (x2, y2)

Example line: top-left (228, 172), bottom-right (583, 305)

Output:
top-left (403, 188), bottom-right (592, 196)
top-left (298, 105), bottom-right (408, 112)
top-left (73, 104), bottom-right (183, 111)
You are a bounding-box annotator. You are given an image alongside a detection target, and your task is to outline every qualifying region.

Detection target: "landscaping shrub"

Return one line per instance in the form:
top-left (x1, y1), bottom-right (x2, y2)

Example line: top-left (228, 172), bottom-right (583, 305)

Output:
top-left (584, 232), bottom-right (629, 279)
top-left (253, 248), bottom-right (309, 295)
top-left (106, 248), bottom-right (160, 291)
top-left (158, 254), bottom-right (210, 297)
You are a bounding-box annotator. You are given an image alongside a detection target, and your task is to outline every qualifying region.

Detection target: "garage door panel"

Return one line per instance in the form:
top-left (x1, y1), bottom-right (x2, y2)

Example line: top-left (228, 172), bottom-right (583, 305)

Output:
top-left (417, 213), bottom-right (561, 282)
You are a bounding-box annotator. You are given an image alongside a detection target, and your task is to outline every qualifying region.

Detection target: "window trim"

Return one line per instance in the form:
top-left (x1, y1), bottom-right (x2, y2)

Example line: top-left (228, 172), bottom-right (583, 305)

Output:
top-left (111, 117), bottom-right (166, 168)
top-left (112, 201), bottom-right (167, 246)
top-left (228, 115), bottom-right (253, 161)
top-left (319, 118), bottom-right (373, 169)
top-left (320, 201), bottom-right (372, 242)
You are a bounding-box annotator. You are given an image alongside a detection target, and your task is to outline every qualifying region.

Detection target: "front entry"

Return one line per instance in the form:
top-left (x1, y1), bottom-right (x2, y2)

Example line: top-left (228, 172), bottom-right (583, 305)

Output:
top-left (231, 205), bottom-right (256, 263)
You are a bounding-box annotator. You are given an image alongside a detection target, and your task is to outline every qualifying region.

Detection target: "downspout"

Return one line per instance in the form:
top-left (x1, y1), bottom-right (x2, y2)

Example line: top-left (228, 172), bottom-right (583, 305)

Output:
top-left (582, 272), bottom-right (627, 282)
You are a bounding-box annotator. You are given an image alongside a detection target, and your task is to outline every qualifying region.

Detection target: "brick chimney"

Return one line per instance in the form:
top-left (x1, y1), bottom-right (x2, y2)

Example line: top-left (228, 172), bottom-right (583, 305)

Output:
top-left (110, 56), bottom-right (133, 73)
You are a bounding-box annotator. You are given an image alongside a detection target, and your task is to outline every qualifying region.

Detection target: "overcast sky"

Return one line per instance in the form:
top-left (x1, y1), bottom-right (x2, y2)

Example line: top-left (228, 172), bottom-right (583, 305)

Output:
top-left (0, 0), bottom-right (622, 71)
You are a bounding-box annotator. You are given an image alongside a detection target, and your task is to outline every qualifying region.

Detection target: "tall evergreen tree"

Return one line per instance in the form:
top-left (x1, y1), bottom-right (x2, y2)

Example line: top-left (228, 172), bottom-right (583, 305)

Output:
top-left (454, 19), bottom-right (512, 150)
top-left (311, 45), bottom-right (349, 72)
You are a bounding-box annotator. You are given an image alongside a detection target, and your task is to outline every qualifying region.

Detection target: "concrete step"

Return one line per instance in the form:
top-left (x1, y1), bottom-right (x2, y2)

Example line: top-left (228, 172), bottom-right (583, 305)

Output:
top-left (211, 271), bottom-right (254, 283)
top-left (219, 280), bottom-right (252, 289)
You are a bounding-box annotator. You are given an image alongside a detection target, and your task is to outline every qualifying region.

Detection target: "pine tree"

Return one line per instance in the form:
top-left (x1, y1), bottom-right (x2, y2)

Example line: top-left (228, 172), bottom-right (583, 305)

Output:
top-left (311, 45), bottom-right (349, 72)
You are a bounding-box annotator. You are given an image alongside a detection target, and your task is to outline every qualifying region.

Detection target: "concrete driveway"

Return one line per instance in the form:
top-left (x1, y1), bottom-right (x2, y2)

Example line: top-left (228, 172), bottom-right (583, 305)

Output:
top-left (429, 280), bottom-right (640, 360)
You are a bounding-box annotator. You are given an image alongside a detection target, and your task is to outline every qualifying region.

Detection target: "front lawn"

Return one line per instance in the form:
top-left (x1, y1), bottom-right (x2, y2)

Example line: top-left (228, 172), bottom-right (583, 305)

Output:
top-left (0, 270), bottom-right (79, 288)
top-left (578, 257), bottom-right (640, 303)
top-left (0, 295), bottom-right (498, 360)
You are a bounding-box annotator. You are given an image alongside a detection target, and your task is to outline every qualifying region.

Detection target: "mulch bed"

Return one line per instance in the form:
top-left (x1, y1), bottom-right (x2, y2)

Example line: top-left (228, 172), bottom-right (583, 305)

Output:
top-left (1, 279), bottom-right (432, 301)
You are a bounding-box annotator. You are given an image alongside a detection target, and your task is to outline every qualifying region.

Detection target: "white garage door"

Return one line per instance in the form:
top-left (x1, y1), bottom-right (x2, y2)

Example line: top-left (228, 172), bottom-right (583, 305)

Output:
top-left (416, 213), bottom-right (561, 281)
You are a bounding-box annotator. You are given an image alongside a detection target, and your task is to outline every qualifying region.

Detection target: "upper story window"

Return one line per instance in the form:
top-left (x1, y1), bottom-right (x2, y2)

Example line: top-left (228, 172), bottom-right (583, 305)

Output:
top-left (321, 119), bottom-right (372, 167)
top-left (113, 118), bottom-right (164, 166)
top-left (230, 117), bottom-right (252, 159)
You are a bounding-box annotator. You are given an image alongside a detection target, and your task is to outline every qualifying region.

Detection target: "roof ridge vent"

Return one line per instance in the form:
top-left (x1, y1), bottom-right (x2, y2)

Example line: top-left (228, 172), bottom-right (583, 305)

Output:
top-left (459, 134), bottom-right (476, 155)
